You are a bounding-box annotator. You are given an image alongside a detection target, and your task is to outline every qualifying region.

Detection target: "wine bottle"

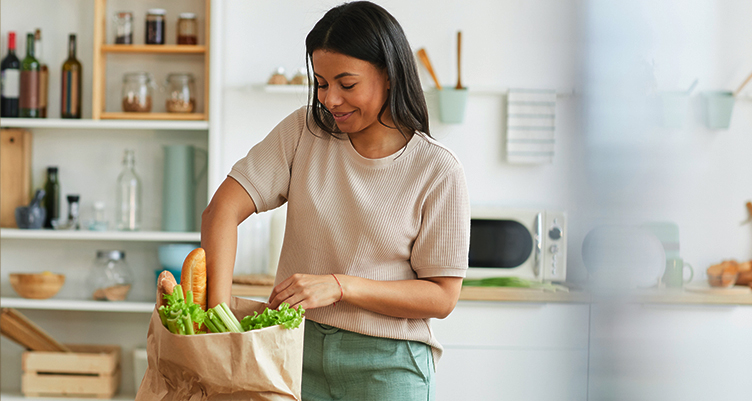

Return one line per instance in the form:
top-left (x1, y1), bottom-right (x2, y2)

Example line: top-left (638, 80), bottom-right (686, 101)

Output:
top-left (61, 34), bottom-right (82, 119)
top-left (34, 29), bottom-right (48, 118)
top-left (19, 33), bottom-right (40, 118)
top-left (1, 31), bottom-right (20, 117)
top-left (43, 166), bottom-right (61, 229)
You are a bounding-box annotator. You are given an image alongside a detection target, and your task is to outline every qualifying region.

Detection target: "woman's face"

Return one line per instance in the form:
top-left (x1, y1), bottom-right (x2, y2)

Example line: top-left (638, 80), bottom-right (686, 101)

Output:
top-left (312, 50), bottom-right (391, 136)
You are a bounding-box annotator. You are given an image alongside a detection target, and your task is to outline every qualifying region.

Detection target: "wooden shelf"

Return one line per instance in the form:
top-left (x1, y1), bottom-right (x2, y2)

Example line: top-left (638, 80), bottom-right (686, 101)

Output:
top-left (0, 117), bottom-right (209, 130)
top-left (100, 112), bottom-right (207, 121)
top-left (0, 228), bottom-right (200, 242)
top-left (92, 0), bottom-right (211, 120)
top-left (101, 44), bottom-right (206, 54)
top-left (1, 392), bottom-right (135, 401)
top-left (0, 297), bottom-right (155, 313)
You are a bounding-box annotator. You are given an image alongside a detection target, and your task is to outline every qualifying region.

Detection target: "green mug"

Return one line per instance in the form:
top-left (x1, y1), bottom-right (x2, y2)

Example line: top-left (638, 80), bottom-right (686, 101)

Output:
top-left (663, 258), bottom-right (694, 288)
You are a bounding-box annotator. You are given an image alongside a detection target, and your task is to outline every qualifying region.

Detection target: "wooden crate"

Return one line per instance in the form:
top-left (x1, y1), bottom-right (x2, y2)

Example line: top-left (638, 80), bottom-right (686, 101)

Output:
top-left (22, 344), bottom-right (121, 399)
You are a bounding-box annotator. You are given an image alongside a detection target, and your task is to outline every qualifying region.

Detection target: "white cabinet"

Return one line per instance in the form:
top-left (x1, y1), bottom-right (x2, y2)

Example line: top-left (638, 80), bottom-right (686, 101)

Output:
top-left (432, 301), bottom-right (590, 401)
top-left (588, 302), bottom-right (752, 401)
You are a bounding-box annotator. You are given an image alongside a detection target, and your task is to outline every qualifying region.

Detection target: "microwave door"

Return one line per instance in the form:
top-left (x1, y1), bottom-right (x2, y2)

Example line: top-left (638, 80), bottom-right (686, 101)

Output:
top-left (467, 218), bottom-right (536, 279)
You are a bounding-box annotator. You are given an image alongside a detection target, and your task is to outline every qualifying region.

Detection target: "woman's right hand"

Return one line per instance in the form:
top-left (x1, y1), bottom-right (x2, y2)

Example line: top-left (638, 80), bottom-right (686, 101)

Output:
top-left (201, 177), bottom-right (257, 308)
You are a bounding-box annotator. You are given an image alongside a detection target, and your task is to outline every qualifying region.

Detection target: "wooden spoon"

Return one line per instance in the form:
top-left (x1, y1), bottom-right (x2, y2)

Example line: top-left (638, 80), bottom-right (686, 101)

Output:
top-left (456, 31), bottom-right (463, 89)
top-left (733, 70), bottom-right (752, 97)
top-left (417, 48), bottom-right (442, 90)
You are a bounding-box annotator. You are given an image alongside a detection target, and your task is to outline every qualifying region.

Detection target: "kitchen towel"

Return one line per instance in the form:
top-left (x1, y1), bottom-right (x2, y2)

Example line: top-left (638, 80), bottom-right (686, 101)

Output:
top-left (506, 88), bottom-right (557, 164)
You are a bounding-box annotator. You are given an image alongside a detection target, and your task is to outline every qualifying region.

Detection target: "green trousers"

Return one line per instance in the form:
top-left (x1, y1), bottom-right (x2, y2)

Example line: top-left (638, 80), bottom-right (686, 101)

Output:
top-left (302, 320), bottom-right (435, 401)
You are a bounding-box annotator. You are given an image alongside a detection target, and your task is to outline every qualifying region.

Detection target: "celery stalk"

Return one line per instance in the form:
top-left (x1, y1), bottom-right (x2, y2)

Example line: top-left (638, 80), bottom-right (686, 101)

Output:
top-left (203, 316), bottom-right (219, 333)
top-left (207, 310), bottom-right (228, 332)
top-left (174, 285), bottom-right (184, 302)
top-left (182, 313), bottom-right (195, 335)
top-left (158, 307), bottom-right (168, 326)
top-left (186, 290), bottom-right (194, 306)
top-left (214, 305), bottom-right (241, 333)
top-left (219, 303), bottom-right (243, 332)
top-left (166, 318), bottom-right (180, 334)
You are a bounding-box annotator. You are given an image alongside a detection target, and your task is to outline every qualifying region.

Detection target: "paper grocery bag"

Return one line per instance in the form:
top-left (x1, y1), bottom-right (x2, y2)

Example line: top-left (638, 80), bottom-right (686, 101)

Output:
top-left (136, 297), bottom-right (304, 401)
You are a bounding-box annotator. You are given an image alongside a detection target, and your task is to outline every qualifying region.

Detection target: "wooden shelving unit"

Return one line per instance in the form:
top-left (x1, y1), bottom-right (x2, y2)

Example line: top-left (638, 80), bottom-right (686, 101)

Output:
top-left (91, 0), bottom-right (211, 121)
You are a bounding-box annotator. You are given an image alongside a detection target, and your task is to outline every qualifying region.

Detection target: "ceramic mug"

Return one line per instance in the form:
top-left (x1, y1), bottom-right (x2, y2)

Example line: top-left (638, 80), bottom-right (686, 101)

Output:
top-left (663, 258), bottom-right (694, 288)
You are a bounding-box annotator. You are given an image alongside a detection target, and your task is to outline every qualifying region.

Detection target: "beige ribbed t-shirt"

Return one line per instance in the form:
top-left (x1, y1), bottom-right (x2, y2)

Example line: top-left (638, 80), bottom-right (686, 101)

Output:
top-left (229, 106), bottom-right (470, 362)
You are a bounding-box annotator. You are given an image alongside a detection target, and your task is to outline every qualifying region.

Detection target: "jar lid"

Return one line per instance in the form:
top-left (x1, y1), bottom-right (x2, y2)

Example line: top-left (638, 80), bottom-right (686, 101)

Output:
top-left (167, 73), bottom-right (195, 82)
top-left (179, 12), bottom-right (196, 19)
top-left (97, 250), bottom-right (125, 261)
top-left (147, 8), bottom-right (166, 15)
top-left (123, 72), bottom-right (152, 82)
top-left (116, 11), bottom-right (133, 19)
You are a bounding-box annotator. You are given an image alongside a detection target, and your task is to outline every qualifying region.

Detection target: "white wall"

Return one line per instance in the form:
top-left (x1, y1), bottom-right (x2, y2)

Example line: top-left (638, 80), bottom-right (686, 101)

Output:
top-left (214, 0), bottom-right (752, 282)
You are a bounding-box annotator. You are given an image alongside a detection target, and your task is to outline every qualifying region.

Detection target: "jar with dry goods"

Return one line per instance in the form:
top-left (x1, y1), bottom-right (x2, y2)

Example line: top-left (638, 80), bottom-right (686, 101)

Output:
top-left (165, 73), bottom-right (195, 113)
top-left (122, 72), bottom-right (154, 112)
top-left (145, 9), bottom-right (166, 45)
top-left (87, 250), bottom-right (133, 301)
top-left (114, 12), bottom-right (133, 44)
top-left (177, 13), bottom-right (198, 45)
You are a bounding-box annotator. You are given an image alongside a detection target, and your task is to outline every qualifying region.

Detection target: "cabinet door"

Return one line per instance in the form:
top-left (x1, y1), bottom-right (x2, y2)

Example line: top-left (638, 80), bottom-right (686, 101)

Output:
top-left (589, 303), bottom-right (752, 401)
top-left (432, 302), bottom-right (590, 401)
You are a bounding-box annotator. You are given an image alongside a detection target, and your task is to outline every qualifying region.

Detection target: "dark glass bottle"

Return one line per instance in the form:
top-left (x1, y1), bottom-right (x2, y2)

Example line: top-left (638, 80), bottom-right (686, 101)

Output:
top-left (19, 33), bottom-right (40, 118)
top-left (61, 34), bottom-right (82, 119)
top-left (1, 31), bottom-right (20, 117)
top-left (34, 29), bottom-right (48, 118)
top-left (43, 166), bottom-right (60, 229)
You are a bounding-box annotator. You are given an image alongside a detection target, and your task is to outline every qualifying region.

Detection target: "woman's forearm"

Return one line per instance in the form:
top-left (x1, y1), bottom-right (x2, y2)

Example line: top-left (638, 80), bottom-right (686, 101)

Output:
top-left (338, 275), bottom-right (463, 319)
top-left (201, 178), bottom-right (257, 308)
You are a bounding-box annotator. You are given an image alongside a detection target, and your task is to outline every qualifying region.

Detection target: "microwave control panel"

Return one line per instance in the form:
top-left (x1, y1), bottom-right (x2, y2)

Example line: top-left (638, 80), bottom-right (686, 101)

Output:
top-left (543, 211), bottom-right (567, 281)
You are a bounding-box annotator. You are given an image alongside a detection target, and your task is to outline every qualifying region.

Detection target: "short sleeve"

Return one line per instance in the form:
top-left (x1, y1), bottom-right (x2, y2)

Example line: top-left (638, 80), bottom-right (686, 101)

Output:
top-left (410, 164), bottom-right (471, 278)
top-left (228, 107), bottom-right (307, 213)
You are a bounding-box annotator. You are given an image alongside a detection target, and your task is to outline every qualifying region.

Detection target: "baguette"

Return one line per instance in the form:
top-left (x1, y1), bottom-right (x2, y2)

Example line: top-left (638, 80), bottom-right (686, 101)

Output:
top-left (181, 248), bottom-right (207, 311)
top-left (156, 270), bottom-right (178, 308)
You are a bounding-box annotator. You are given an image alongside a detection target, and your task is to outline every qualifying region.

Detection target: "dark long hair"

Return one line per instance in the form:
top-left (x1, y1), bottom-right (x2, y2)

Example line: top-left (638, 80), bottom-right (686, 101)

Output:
top-left (305, 1), bottom-right (430, 139)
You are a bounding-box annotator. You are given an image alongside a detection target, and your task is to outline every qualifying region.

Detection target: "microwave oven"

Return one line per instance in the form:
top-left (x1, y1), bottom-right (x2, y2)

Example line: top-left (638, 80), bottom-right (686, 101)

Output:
top-left (466, 207), bottom-right (567, 282)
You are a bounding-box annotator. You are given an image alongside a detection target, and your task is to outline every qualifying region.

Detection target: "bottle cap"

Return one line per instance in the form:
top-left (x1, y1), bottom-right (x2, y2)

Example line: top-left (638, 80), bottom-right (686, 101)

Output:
top-left (47, 166), bottom-right (58, 173)
top-left (67, 194), bottom-right (80, 202)
top-left (97, 250), bottom-right (126, 261)
top-left (8, 32), bottom-right (15, 49)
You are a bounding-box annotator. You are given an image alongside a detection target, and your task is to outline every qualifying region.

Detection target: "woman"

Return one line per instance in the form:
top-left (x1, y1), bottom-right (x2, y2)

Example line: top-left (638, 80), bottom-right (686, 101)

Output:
top-left (201, 2), bottom-right (469, 399)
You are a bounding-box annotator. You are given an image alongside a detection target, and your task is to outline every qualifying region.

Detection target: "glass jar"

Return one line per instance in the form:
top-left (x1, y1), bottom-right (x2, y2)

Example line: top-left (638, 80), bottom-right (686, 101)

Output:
top-left (165, 73), bottom-right (195, 113)
top-left (87, 250), bottom-right (133, 301)
top-left (177, 13), bottom-right (198, 45)
top-left (145, 8), bottom-right (166, 45)
top-left (122, 72), bottom-right (154, 112)
top-left (114, 12), bottom-right (133, 44)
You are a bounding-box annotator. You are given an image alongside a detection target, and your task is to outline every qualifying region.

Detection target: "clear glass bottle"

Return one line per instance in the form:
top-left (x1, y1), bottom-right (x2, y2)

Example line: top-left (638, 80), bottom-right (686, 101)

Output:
top-left (87, 250), bottom-right (133, 301)
top-left (116, 149), bottom-right (142, 231)
top-left (165, 73), bottom-right (195, 113)
top-left (177, 13), bottom-right (198, 45)
top-left (122, 72), bottom-right (153, 112)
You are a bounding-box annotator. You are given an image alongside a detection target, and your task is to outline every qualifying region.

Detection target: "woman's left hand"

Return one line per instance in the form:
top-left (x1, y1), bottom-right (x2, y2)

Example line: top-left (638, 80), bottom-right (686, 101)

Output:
top-left (268, 273), bottom-right (342, 310)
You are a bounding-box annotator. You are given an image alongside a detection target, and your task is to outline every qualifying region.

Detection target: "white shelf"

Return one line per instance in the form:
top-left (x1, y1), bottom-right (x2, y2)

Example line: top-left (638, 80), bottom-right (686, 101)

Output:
top-left (0, 118), bottom-right (209, 130)
top-left (0, 229), bottom-right (200, 242)
top-left (0, 297), bottom-right (154, 313)
top-left (1, 392), bottom-right (135, 401)
top-left (241, 84), bottom-right (577, 98)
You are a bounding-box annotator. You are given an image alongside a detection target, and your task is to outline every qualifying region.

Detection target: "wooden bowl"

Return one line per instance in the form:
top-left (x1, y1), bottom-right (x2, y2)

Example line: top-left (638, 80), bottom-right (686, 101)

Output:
top-left (9, 273), bottom-right (65, 299)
